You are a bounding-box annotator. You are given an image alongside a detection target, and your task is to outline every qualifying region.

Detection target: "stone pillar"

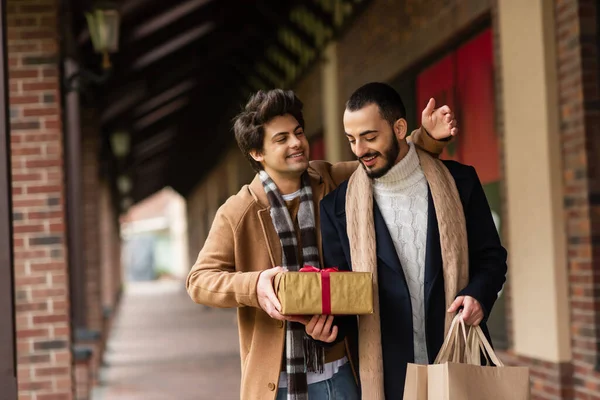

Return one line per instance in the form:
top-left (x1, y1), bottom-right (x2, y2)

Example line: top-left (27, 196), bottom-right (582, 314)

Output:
top-left (321, 42), bottom-right (347, 163)
top-left (497, 0), bottom-right (570, 365)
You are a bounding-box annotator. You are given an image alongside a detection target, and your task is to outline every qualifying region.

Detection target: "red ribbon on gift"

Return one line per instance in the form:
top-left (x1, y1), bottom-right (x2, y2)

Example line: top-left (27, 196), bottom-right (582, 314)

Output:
top-left (299, 265), bottom-right (340, 315)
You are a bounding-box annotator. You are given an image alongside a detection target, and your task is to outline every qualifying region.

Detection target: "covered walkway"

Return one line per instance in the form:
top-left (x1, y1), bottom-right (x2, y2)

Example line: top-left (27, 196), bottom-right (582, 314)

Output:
top-left (2, 1), bottom-right (600, 399)
top-left (92, 280), bottom-right (240, 400)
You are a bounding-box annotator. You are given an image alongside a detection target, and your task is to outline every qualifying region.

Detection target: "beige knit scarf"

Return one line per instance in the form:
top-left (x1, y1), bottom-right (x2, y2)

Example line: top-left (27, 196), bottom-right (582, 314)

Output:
top-left (345, 147), bottom-right (469, 399)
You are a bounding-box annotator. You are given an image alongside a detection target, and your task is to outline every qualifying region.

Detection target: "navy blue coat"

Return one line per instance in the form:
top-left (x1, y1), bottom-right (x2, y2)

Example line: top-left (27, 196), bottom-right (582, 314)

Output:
top-left (320, 160), bottom-right (508, 399)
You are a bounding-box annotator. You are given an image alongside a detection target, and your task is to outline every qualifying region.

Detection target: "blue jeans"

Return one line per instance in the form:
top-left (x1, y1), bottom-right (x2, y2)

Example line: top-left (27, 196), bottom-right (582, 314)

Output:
top-left (276, 363), bottom-right (359, 400)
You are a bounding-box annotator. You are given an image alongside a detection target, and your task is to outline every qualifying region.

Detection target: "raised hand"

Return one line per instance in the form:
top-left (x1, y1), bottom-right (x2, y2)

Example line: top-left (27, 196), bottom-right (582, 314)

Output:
top-left (421, 98), bottom-right (458, 140)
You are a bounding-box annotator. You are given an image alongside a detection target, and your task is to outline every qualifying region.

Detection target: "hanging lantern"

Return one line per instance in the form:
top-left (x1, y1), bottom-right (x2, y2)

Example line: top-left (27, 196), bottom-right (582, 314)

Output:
top-left (110, 131), bottom-right (130, 159)
top-left (117, 174), bottom-right (132, 194)
top-left (85, 5), bottom-right (120, 70)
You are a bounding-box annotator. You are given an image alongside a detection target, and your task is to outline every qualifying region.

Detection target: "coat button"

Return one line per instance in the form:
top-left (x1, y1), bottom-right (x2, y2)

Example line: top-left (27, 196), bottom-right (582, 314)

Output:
top-left (278, 320), bottom-right (284, 328)
top-left (268, 382), bottom-right (276, 391)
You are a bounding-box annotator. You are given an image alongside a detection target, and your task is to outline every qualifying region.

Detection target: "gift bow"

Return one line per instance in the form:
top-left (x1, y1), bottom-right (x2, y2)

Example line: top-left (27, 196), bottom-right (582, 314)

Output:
top-left (299, 265), bottom-right (341, 314)
top-left (299, 266), bottom-right (339, 273)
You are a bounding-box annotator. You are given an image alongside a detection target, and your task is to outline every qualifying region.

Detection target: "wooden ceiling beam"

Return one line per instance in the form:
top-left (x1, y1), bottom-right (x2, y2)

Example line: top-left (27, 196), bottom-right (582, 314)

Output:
top-left (298, 0), bottom-right (335, 30)
top-left (113, 0), bottom-right (226, 71)
top-left (256, 1), bottom-right (319, 51)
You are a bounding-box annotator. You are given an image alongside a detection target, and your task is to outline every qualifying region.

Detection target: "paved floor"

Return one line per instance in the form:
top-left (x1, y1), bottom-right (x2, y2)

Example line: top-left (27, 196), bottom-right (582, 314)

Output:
top-left (92, 280), bottom-right (241, 400)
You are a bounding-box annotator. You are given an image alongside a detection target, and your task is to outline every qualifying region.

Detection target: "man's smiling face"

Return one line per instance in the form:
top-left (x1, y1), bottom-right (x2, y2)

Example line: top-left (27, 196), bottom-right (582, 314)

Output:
top-left (251, 113), bottom-right (310, 181)
top-left (343, 104), bottom-right (404, 179)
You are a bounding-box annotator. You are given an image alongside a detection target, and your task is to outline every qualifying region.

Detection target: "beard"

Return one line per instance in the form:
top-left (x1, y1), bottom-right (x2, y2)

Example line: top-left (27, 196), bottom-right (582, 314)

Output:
top-left (359, 136), bottom-right (400, 179)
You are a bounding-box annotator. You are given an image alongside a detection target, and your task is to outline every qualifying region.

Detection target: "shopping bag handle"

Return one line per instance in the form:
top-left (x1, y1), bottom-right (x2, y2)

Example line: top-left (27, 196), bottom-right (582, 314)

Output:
top-left (434, 312), bottom-right (468, 364)
top-left (466, 325), bottom-right (505, 367)
top-left (466, 326), bottom-right (490, 366)
top-left (434, 313), bottom-right (505, 367)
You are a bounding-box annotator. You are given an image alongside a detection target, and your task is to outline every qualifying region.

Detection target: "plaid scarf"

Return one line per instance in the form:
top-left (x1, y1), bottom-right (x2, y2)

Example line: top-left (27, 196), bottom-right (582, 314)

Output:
top-left (259, 170), bottom-right (324, 400)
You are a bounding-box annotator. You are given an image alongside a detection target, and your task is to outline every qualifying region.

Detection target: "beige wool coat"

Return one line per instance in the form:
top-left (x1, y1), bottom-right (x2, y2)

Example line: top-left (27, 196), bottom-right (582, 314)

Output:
top-left (185, 128), bottom-right (445, 400)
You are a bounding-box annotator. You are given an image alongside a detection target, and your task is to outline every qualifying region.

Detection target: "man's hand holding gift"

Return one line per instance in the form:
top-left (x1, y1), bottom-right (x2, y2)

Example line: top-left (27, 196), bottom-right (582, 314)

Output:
top-left (257, 266), bottom-right (288, 320)
top-left (298, 315), bottom-right (339, 343)
top-left (258, 264), bottom-right (372, 343)
top-left (257, 266), bottom-right (336, 341)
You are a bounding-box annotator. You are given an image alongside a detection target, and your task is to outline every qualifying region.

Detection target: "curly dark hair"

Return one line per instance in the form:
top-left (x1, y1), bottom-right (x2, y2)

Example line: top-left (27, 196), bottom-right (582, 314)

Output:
top-left (233, 89), bottom-right (305, 171)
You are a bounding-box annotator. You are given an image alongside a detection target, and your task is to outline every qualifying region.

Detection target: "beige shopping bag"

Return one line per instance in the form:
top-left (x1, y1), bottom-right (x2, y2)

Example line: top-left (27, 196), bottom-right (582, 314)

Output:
top-left (403, 364), bottom-right (428, 400)
top-left (404, 314), bottom-right (530, 400)
top-left (404, 314), bottom-right (468, 400)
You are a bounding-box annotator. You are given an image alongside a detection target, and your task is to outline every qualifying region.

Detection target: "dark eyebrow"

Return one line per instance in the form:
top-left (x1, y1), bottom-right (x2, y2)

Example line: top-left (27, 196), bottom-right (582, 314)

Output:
top-left (345, 130), bottom-right (378, 137)
top-left (272, 125), bottom-right (302, 139)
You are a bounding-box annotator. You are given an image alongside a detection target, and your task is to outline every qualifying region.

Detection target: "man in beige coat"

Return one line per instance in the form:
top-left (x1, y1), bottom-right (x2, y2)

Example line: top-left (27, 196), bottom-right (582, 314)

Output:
top-left (186, 88), bottom-right (456, 400)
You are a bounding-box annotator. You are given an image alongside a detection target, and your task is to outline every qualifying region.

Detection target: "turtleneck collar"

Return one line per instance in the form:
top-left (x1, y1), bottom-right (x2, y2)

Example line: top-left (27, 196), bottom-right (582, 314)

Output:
top-left (373, 141), bottom-right (424, 192)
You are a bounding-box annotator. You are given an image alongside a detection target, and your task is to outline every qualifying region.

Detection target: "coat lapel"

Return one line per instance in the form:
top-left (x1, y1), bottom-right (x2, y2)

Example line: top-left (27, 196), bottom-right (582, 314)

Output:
top-left (424, 185), bottom-right (442, 310)
top-left (249, 176), bottom-right (282, 267)
top-left (373, 202), bottom-right (404, 276)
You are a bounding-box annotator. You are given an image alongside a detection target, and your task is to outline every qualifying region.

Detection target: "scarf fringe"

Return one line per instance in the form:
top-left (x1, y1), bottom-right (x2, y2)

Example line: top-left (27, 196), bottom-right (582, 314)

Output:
top-left (303, 336), bottom-right (325, 374)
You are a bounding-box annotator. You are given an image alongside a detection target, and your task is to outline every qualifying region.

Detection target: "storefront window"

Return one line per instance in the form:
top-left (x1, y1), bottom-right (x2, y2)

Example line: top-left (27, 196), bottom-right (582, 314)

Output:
top-left (415, 29), bottom-right (508, 349)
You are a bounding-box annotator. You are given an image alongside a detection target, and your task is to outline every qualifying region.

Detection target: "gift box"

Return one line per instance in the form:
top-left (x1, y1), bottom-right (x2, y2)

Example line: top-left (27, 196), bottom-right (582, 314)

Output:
top-left (274, 266), bottom-right (373, 315)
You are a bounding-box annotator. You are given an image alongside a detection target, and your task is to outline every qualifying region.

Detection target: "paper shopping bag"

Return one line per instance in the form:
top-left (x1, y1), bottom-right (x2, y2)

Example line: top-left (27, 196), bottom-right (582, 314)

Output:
top-left (427, 361), bottom-right (530, 400)
top-left (404, 314), bottom-right (530, 400)
top-left (403, 363), bottom-right (428, 400)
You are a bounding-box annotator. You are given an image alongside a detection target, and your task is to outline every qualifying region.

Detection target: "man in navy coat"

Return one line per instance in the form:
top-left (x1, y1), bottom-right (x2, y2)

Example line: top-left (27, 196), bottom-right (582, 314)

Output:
top-left (319, 82), bottom-right (507, 398)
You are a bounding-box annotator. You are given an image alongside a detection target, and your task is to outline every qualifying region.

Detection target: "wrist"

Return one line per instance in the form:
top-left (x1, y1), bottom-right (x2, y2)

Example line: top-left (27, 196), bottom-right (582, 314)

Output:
top-left (424, 126), bottom-right (452, 142)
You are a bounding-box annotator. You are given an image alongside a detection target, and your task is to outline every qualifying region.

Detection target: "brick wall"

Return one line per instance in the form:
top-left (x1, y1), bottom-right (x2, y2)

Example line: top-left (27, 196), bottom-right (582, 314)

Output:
top-left (73, 359), bottom-right (90, 400)
top-left (495, 351), bottom-right (573, 399)
top-left (7, 0), bottom-right (74, 399)
top-left (556, 0), bottom-right (600, 398)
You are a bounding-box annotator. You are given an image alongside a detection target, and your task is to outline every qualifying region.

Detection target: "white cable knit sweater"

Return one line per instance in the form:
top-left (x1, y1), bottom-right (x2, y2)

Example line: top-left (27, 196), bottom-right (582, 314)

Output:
top-left (373, 142), bottom-right (429, 364)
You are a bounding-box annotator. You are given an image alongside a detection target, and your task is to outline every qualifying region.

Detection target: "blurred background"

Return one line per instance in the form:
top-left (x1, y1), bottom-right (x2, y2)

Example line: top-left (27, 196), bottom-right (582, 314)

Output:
top-left (0, 0), bottom-right (598, 399)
